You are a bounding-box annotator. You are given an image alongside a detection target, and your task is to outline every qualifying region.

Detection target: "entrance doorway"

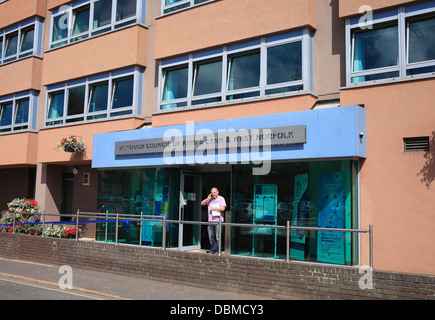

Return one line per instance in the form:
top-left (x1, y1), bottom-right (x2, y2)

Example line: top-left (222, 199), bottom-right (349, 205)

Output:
top-left (61, 171), bottom-right (74, 221)
top-left (178, 173), bottom-right (201, 250)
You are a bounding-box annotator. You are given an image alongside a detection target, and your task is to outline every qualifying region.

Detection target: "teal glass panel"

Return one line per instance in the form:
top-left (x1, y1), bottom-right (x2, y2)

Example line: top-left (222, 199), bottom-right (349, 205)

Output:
top-left (97, 169), bottom-right (171, 246)
top-left (267, 41), bottom-right (302, 85)
top-left (228, 51), bottom-right (260, 90)
top-left (116, 0), bottom-right (137, 21)
top-left (93, 0), bottom-right (112, 29)
top-left (112, 77), bottom-right (134, 109)
top-left (231, 160), bottom-right (358, 265)
top-left (67, 86), bottom-right (85, 116)
top-left (89, 82), bottom-right (108, 113)
top-left (162, 66), bottom-right (188, 101)
top-left (193, 59), bottom-right (222, 96)
top-left (47, 91), bottom-right (64, 119)
top-left (408, 16), bottom-right (435, 63)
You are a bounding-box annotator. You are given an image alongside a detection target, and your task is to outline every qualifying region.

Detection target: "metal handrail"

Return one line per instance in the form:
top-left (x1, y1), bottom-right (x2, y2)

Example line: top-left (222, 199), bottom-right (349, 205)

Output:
top-left (1, 210), bottom-right (373, 268)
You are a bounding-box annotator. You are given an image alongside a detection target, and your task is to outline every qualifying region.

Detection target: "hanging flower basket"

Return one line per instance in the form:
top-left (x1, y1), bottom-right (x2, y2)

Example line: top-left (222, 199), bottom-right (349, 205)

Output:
top-left (58, 136), bottom-right (86, 153)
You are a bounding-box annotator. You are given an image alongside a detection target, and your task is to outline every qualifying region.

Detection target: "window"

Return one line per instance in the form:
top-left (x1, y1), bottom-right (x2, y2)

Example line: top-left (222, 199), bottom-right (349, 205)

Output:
top-left (50, 0), bottom-right (146, 49)
top-left (162, 0), bottom-right (214, 15)
top-left (347, 2), bottom-right (435, 85)
top-left (45, 68), bottom-right (141, 127)
top-left (159, 30), bottom-right (312, 110)
top-left (0, 92), bottom-right (35, 133)
top-left (0, 18), bottom-right (41, 65)
top-left (231, 161), bottom-right (359, 265)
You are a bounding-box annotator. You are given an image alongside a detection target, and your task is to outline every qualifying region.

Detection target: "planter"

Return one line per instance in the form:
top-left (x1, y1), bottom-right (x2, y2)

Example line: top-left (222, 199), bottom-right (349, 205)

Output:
top-left (64, 146), bottom-right (76, 153)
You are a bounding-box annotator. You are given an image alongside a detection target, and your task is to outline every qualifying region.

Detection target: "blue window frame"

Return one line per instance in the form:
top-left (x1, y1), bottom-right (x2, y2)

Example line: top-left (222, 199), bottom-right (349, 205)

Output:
top-left (162, 0), bottom-right (213, 15)
top-left (45, 68), bottom-right (143, 127)
top-left (0, 18), bottom-right (43, 65)
top-left (50, 0), bottom-right (147, 49)
top-left (159, 29), bottom-right (312, 111)
top-left (0, 91), bottom-right (37, 133)
top-left (347, 1), bottom-right (435, 85)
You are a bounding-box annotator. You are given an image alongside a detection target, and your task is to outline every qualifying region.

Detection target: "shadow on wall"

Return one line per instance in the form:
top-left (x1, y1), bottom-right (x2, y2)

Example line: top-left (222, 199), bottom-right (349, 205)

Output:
top-left (418, 131), bottom-right (435, 189)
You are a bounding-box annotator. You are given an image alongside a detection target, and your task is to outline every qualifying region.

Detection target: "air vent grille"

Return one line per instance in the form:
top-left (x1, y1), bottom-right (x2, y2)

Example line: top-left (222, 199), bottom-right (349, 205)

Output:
top-left (404, 137), bottom-right (430, 152)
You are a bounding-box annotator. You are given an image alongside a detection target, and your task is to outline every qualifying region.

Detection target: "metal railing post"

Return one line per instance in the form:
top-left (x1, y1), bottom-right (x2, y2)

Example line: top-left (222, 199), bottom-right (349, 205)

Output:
top-left (286, 220), bottom-right (290, 263)
top-left (218, 219), bottom-right (222, 256)
top-left (369, 224), bottom-right (373, 269)
top-left (105, 210), bottom-right (108, 243)
top-left (12, 212), bottom-right (16, 234)
top-left (139, 212), bottom-right (143, 247)
top-left (162, 213), bottom-right (167, 250)
top-left (115, 212), bottom-right (119, 245)
top-left (75, 209), bottom-right (79, 241)
top-left (42, 211), bottom-right (46, 237)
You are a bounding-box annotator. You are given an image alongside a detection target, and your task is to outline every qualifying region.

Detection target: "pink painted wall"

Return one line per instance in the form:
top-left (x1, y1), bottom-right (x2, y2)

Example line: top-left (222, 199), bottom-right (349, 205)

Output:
top-left (341, 78), bottom-right (435, 275)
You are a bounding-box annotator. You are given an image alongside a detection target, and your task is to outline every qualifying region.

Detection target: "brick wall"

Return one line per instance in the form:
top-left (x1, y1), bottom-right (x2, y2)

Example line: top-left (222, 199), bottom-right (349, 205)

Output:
top-left (0, 233), bottom-right (433, 300)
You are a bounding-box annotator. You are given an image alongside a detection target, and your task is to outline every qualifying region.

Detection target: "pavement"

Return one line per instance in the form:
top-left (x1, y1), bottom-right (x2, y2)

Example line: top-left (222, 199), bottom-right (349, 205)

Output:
top-left (0, 256), bottom-right (270, 301)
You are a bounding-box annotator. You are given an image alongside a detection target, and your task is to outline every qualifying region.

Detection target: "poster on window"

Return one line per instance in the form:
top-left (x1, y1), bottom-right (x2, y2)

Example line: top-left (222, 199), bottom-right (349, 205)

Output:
top-left (290, 173), bottom-right (308, 260)
top-left (317, 172), bottom-right (345, 265)
top-left (253, 184), bottom-right (277, 221)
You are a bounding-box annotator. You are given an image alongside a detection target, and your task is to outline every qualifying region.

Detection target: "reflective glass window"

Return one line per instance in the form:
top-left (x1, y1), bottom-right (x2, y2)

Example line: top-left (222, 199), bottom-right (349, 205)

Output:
top-left (228, 51), bottom-right (260, 90)
top-left (112, 77), bottom-right (134, 109)
top-left (89, 82), bottom-right (108, 112)
top-left (48, 91), bottom-right (65, 119)
top-left (267, 42), bottom-right (302, 85)
top-left (67, 86), bottom-right (86, 116)
top-left (162, 66), bottom-right (188, 101)
top-left (0, 102), bottom-right (13, 127)
top-left (20, 26), bottom-right (34, 52)
top-left (408, 16), bottom-right (435, 64)
top-left (93, 0), bottom-right (112, 29)
top-left (5, 32), bottom-right (18, 57)
top-left (116, 0), bottom-right (137, 21)
top-left (15, 99), bottom-right (29, 124)
top-left (353, 24), bottom-right (398, 72)
top-left (193, 59), bottom-right (222, 96)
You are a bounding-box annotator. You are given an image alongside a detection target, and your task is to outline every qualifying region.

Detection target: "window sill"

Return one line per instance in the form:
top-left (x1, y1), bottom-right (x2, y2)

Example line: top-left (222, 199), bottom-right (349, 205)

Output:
top-left (41, 115), bottom-right (145, 131)
top-left (154, 90), bottom-right (317, 116)
top-left (342, 72), bottom-right (435, 90)
top-left (45, 23), bottom-right (149, 54)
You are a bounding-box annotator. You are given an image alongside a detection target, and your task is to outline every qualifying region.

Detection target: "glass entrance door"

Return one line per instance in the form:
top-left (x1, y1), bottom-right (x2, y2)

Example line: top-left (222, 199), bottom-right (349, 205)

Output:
top-left (179, 173), bottom-right (201, 250)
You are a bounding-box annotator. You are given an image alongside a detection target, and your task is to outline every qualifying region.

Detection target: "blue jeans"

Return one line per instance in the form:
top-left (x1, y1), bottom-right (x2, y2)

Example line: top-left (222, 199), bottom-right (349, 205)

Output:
top-left (207, 225), bottom-right (220, 253)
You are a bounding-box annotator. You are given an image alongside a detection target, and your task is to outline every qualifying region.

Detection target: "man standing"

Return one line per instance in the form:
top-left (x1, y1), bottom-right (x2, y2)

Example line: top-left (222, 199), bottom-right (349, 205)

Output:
top-left (201, 187), bottom-right (226, 254)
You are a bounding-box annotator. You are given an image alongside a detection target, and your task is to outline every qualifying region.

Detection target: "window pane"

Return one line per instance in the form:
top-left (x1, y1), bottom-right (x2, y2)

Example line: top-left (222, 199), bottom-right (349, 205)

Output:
top-left (73, 5), bottom-right (90, 35)
top-left (353, 24), bottom-right (398, 72)
top-left (228, 51), bottom-right (260, 90)
top-left (5, 32), bottom-right (18, 57)
top-left (20, 26), bottom-right (34, 52)
top-left (162, 67), bottom-right (188, 101)
top-left (112, 77), bottom-right (134, 109)
top-left (193, 60), bottom-right (222, 96)
top-left (116, 0), bottom-right (137, 21)
top-left (48, 92), bottom-right (64, 119)
top-left (0, 102), bottom-right (13, 126)
top-left (89, 82), bottom-right (108, 112)
top-left (0, 38), bottom-right (3, 60)
top-left (67, 86), bottom-right (85, 116)
top-left (93, 0), bottom-right (112, 29)
top-left (15, 99), bottom-right (29, 124)
top-left (267, 42), bottom-right (302, 84)
top-left (408, 16), bottom-right (435, 63)
top-left (52, 14), bottom-right (69, 42)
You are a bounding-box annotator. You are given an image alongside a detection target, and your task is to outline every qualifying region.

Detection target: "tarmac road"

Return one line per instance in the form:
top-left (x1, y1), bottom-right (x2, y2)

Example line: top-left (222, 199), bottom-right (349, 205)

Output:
top-left (0, 257), bottom-right (270, 301)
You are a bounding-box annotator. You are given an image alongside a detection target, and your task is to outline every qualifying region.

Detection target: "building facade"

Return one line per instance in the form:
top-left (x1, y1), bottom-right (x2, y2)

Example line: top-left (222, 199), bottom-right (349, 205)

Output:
top-left (0, 0), bottom-right (434, 277)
